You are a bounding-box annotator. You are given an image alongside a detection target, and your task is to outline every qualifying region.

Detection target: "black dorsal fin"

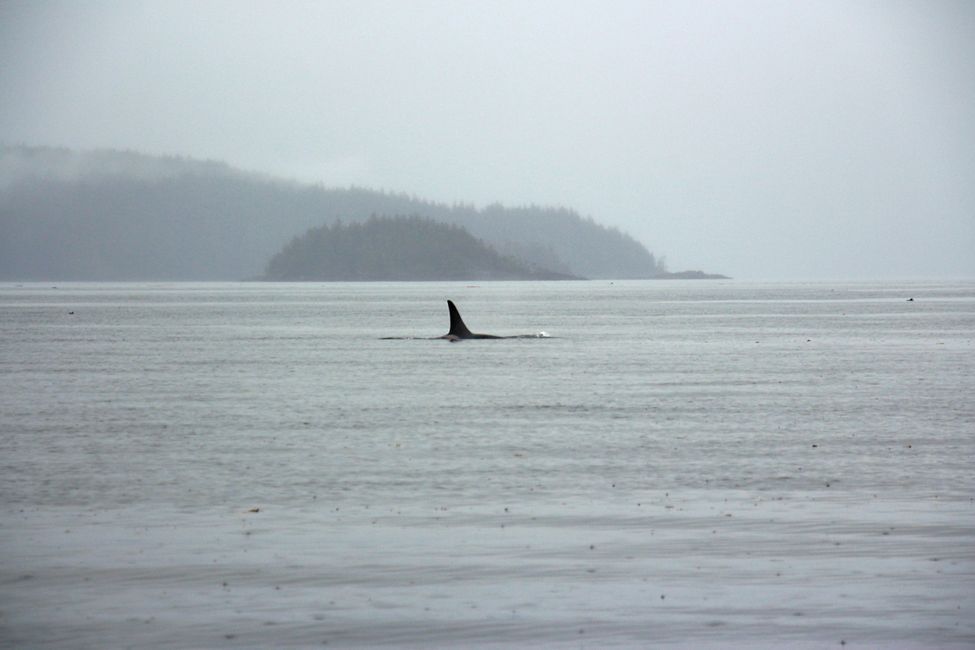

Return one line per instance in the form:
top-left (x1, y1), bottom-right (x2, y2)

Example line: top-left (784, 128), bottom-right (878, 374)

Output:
top-left (446, 300), bottom-right (473, 338)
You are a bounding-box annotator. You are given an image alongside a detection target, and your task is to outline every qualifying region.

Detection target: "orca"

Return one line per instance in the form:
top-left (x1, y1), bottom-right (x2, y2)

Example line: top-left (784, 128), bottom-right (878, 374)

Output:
top-left (442, 300), bottom-right (503, 340)
top-left (380, 300), bottom-right (548, 341)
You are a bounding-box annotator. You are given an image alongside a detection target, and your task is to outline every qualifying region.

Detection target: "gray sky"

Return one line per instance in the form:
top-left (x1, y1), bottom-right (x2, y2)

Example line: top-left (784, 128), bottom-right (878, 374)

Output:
top-left (2, 0), bottom-right (973, 279)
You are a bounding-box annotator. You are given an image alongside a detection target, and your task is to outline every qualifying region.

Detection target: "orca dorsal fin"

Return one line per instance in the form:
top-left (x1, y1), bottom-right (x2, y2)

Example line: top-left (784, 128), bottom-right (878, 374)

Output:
top-left (446, 300), bottom-right (474, 338)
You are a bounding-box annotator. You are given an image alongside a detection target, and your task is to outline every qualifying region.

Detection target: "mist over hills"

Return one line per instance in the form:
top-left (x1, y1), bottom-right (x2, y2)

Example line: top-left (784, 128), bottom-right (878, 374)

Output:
top-left (0, 145), bottom-right (677, 281)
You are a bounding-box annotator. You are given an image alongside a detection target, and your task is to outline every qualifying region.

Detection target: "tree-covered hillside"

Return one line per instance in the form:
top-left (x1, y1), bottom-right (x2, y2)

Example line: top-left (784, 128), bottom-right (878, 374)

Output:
top-left (0, 145), bottom-right (667, 280)
top-left (265, 216), bottom-right (578, 281)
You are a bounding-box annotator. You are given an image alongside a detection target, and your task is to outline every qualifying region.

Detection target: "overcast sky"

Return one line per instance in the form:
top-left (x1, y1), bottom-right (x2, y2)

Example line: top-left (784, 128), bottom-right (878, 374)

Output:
top-left (1, 0), bottom-right (972, 279)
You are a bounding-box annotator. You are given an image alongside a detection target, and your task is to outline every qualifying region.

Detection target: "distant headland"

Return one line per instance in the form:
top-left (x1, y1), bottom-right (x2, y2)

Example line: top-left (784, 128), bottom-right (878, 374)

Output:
top-left (263, 216), bottom-right (580, 281)
top-left (653, 270), bottom-right (730, 280)
top-left (0, 145), bottom-right (727, 281)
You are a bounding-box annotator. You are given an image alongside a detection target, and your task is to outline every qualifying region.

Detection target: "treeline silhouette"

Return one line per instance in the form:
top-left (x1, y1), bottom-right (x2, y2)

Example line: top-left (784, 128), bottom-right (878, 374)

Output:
top-left (0, 146), bottom-right (667, 280)
top-left (265, 216), bottom-right (578, 281)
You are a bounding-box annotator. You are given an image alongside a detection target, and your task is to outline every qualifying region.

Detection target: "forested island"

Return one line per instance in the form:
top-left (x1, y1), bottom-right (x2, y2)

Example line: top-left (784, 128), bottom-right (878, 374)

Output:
top-left (0, 145), bottom-right (726, 280)
top-left (265, 216), bottom-right (578, 281)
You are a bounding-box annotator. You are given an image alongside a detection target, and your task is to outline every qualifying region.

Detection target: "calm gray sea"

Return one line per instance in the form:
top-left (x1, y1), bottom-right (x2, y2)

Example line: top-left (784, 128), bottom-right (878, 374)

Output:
top-left (1, 280), bottom-right (973, 649)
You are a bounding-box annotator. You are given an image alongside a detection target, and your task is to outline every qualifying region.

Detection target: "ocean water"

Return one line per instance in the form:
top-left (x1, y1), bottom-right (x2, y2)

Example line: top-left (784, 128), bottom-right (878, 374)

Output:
top-left (1, 280), bottom-right (973, 648)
